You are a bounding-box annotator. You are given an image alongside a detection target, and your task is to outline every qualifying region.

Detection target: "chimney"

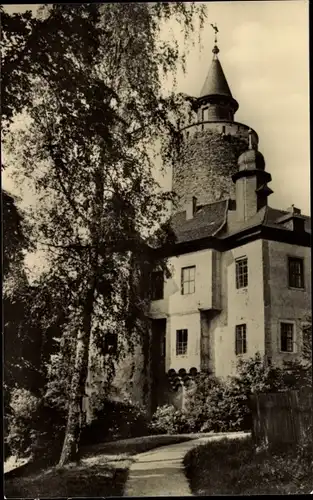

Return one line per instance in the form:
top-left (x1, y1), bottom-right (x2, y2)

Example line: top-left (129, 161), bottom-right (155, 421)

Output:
top-left (186, 196), bottom-right (197, 220)
top-left (287, 205), bottom-right (301, 215)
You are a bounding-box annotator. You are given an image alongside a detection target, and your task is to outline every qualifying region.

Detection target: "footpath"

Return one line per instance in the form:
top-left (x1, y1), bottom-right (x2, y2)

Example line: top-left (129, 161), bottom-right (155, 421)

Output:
top-left (124, 432), bottom-right (247, 497)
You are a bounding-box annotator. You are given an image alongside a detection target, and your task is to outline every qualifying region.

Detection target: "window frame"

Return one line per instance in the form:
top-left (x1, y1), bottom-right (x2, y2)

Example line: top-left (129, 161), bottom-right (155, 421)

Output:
top-left (181, 266), bottom-right (196, 295)
top-left (279, 321), bottom-right (296, 353)
top-left (235, 324), bottom-right (247, 355)
top-left (202, 106), bottom-right (209, 122)
top-left (287, 256), bottom-right (304, 289)
top-left (176, 329), bottom-right (188, 356)
top-left (235, 256), bottom-right (248, 289)
top-left (151, 270), bottom-right (164, 301)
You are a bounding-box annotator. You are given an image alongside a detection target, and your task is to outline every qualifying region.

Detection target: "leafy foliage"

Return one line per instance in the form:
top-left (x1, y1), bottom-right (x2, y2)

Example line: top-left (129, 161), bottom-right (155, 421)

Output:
top-left (81, 396), bottom-right (149, 445)
top-left (3, 3), bottom-right (207, 464)
top-left (282, 315), bottom-right (312, 389)
top-left (150, 404), bottom-right (189, 434)
top-left (184, 435), bottom-right (313, 495)
top-left (153, 346), bottom-right (312, 435)
top-left (6, 388), bottom-right (66, 464)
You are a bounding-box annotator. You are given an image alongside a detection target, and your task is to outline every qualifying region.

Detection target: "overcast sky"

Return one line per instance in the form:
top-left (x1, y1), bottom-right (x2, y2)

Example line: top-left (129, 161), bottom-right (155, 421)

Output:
top-left (3, 1), bottom-right (310, 215)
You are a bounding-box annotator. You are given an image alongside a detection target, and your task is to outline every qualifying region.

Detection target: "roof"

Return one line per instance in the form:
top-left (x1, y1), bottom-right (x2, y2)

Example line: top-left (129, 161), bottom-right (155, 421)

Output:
top-left (200, 57), bottom-right (233, 99)
top-left (170, 201), bottom-right (311, 247)
top-left (171, 200), bottom-right (227, 244)
top-left (264, 207), bottom-right (311, 233)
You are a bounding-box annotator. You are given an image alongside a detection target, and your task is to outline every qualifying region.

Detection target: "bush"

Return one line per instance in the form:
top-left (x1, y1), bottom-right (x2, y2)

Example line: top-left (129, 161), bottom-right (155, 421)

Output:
top-left (184, 434), bottom-right (313, 495)
top-left (7, 388), bottom-right (66, 464)
top-left (149, 405), bottom-right (190, 434)
top-left (185, 375), bottom-right (250, 433)
top-left (81, 397), bottom-right (150, 445)
top-left (184, 353), bottom-right (294, 433)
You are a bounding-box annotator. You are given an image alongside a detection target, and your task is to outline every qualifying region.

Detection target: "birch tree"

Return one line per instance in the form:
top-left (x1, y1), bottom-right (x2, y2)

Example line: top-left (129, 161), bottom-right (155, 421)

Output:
top-left (3, 3), bottom-right (206, 464)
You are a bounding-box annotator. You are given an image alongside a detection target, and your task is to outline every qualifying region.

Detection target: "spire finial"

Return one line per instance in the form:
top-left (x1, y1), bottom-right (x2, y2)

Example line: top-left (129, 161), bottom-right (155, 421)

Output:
top-left (210, 23), bottom-right (219, 57)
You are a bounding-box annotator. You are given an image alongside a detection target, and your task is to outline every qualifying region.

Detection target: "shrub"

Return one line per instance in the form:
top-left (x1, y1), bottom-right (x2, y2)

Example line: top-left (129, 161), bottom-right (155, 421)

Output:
top-left (150, 405), bottom-right (189, 434)
top-left (184, 353), bottom-right (293, 433)
top-left (7, 388), bottom-right (66, 464)
top-left (185, 375), bottom-right (249, 433)
top-left (81, 397), bottom-right (150, 445)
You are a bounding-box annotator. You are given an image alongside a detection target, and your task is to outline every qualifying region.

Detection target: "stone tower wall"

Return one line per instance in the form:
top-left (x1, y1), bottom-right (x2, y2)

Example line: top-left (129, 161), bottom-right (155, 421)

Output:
top-left (173, 122), bottom-right (257, 210)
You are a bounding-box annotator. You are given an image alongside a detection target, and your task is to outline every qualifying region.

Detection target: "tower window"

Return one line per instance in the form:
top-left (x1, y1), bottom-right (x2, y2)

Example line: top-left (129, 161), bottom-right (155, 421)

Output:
top-left (280, 322), bottom-right (295, 352)
top-left (235, 324), bottom-right (247, 355)
top-left (151, 271), bottom-right (164, 300)
top-left (181, 266), bottom-right (195, 295)
top-left (104, 333), bottom-right (118, 355)
top-left (288, 257), bottom-right (304, 289)
top-left (235, 257), bottom-right (248, 289)
top-left (176, 329), bottom-right (188, 356)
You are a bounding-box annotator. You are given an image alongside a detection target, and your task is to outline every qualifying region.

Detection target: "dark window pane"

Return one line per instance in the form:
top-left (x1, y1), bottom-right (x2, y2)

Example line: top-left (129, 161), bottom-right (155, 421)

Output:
top-left (235, 324), bottom-right (247, 355)
top-left (280, 323), bottom-right (294, 352)
top-left (152, 271), bottom-right (164, 300)
top-left (176, 329), bottom-right (188, 355)
top-left (181, 266), bottom-right (196, 295)
top-left (105, 333), bottom-right (118, 354)
top-left (288, 258), bottom-right (304, 288)
top-left (236, 258), bottom-right (248, 289)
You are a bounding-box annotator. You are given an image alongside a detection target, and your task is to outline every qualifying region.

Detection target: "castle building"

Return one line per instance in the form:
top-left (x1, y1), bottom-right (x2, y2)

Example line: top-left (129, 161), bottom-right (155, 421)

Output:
top-left (148, 41), bottom-right (311, 410)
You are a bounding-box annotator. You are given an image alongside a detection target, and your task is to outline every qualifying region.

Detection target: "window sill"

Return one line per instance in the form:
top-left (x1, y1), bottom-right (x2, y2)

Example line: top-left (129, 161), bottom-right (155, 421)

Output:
top-left (288, 286), bottom-right (305, 291)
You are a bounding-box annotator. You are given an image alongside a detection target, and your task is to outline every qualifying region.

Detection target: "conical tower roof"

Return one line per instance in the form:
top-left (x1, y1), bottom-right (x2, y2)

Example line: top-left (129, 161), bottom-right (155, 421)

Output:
top-left (200, 45), bottom-right (233, 99)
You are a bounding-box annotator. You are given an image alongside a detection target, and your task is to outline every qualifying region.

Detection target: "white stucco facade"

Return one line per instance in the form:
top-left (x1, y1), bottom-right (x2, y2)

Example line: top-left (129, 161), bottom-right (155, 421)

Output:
top-left (149, 238), bottom-right (311, 380)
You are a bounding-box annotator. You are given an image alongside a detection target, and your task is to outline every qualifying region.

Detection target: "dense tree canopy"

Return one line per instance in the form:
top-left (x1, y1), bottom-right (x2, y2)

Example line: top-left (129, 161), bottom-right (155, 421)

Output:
top-left (2, 3), bottom-right (207, 464)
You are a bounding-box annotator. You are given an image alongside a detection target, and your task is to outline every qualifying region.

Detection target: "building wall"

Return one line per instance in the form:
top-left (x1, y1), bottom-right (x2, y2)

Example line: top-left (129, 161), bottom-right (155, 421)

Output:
top-left (213, 240), bottom-right (265, 378)
top-left (265, 240), bottom-right (311, 367)
top-left (150, 248), bottom-right (221, 373)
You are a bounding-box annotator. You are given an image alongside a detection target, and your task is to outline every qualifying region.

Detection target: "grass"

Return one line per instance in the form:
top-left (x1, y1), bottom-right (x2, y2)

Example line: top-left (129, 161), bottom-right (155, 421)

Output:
top-left (5, 434), bottom-right (193, 498)
top-left (184, 435), bottom-right (313, 495)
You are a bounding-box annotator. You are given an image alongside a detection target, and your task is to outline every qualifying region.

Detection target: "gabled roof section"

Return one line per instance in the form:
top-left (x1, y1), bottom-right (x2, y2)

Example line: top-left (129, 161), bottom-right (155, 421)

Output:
top-left (169, 202), bottom-right (311, 251)
top-left (200, 57), bottom-right (233, 99)
top-left (171, 200), bottom-right (228, 244)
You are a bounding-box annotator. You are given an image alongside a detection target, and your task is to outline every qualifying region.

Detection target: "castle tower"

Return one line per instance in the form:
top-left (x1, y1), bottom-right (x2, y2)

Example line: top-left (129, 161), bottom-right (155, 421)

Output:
top-left (173, 37), bottom-right (259, 212)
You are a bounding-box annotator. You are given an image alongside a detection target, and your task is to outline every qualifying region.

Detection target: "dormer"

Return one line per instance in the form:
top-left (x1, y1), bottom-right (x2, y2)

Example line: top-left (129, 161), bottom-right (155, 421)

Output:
top-left (276, 206), bottom-right (306, 232)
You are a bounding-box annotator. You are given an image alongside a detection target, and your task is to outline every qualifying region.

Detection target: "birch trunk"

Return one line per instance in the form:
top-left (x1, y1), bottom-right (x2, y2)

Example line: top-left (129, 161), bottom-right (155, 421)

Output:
top-left (58, 284), bottom-right (95, 466)
top-left (58, 166), bottom-right (105, 466)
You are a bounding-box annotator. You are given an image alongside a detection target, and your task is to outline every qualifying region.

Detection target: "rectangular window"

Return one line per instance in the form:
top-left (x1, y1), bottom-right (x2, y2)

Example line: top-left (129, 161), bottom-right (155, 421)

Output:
top-left (235, 324), bottom-right (247, 355)
top-left (104, 333), bottom-right (118, 355)
top-left (202, 107), bottom-right (209, 122)
top-left (181, 266), bottom-right (196, 295)
top-left (151, 271), bottom-right (164, 300)
top-left (236, 257), bottom-right (248, 289)
top-left (176, 329), bottom-right (188, 356)
top-left (288, 257), bottom-right (304, 288)
top-left (280, 322), bottom-right (295, 352)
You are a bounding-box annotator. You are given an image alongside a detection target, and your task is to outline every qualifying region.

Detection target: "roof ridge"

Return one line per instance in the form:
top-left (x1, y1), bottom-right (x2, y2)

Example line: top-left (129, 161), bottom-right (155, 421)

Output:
top-left (212, 199), bottom-right (229, 236)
